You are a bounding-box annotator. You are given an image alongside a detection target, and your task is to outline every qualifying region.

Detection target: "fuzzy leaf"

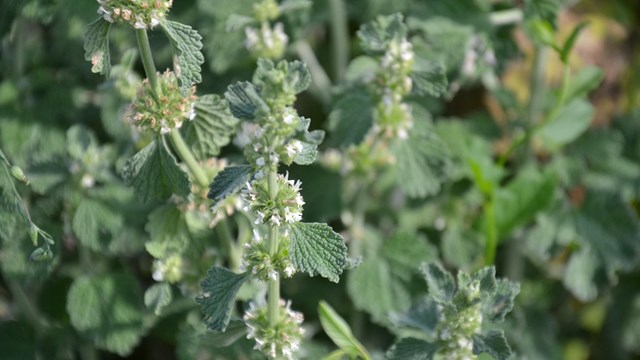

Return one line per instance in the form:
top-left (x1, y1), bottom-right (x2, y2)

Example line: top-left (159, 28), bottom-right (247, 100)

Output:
top-left (289, 222), bottom-right (348, 283)
top-left (285, 60), bottom-right (312, 94)
top-left (224, 81), bottom-right (268, 121)
top-left (197, 267), bottom-right (250, 331)
top-left (421, 263), bottom-right (456, 304)
top-left (357, 13), bottom-right (407, 54)
top-left (182, 94), bottom-right (239, 160)
top-left (393, 118), bottom-right (452, 198)
top-left (84, 17), bottom-right (111, 76)
top-left (161, 20), bottom-right (204, 96)
top-left (565, 66), bottom-right (603, 102)
top-left (482, 278), bottom-right (520, 322)
top-left (411, 61), bottom-right (448, 97)
top-left (72, 198), bottom-right (123, 252)
top-left (145, 205), bottom-right (189, 258)
top-left (207, 165), bottom-right (253, 204)
top-left (327, 88), bottom-right (374, 148)
top-left (472, 330), bottom-right (512, 360)
top-left (387, 338), bottom-right (440, 360)
top-left (390, 297), bottom-right (439, 335)
top-left (318, 301), bottom-right (370, 359)
top-left (292, 117), bottom-right (325, 165)
top-left (67, 273), bottom-right (144, 356)
top-left (144, 283), bottom-right (173, 315)
top-left (122, 139), bottom-right (191, 203)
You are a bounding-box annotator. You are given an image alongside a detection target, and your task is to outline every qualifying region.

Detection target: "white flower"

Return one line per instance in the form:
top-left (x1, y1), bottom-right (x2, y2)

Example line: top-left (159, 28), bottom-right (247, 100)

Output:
top-left (268, 269), bottom-right (278, 281)
top-left (271, 213), bottom-right (282, 226)
top-left (285, 140), bottom-right (303, 158)
top-left (399, 38), bottom-right (414, 62)
top-left (283, 108), bottom-right (296, 124)
top-left (256, 157), bottom-right (266, 167)
top-left (284, 264), bottom-right (296, 277)
top-left (269, 151), bottom-right (279, 164)
top-left (187, 102), bottom-right (196, 120)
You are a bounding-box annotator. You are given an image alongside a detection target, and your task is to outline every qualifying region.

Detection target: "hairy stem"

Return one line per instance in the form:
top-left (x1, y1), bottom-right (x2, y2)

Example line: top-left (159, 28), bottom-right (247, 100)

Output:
top-left (489, 8), bottom-right (523, 26)
top-left (328, 0), bottom-right (349, 82)
top-left (168, 130), bottom-right (209, 188)
top-left (294, 40), bottom-right (332, 105)
top-left (267, 170), bottom-right (280, 326)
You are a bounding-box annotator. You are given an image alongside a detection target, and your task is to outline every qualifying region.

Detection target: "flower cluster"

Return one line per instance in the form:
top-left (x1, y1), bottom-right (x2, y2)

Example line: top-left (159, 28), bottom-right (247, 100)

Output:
top-left (244, 300), bottom-right (305, 359)
top-left (435, 280), bottom-right (483, 360)
top-left (245, 23), bottom-right (288, 60)
top-left (252, 0), bottom-right (280, 22)
top-left (241, 172), bottom-right (304, 226)
top-left (96, 0), bottom-right (172, 29)
top-left (152, 254), bottom-right (183, 283)
top-left (128, 70), bottom-right (196, 134)
top-left (241, 229), bottom-right (296, 281)
top-left (373, 37), bottom-right (415, 139)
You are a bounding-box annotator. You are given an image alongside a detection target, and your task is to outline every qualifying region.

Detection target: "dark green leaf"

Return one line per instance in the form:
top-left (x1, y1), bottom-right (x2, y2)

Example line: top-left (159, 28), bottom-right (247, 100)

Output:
top-left (472, 330), bottom-right (512, 360)
top-left (318, 301), bottom-right (370, 359)
top-left (72, 199), bottom-right (123, 252)
top-left (482, 278), bottom-right (521, 322)
top-left (145, 205), bottom-right (189, 258)
top-left (161, 21), bottom-right (204, 96)
top-left (197, 267), bottom-right (250, 331)
top-left (560, 21), bottom-right (588, 63)
top-left (411, 61), bottom-right (448, 97)
top-left (144, 283), bottom-right (173, 315)
top-left (224, 82), bottom-right (268, 121)
top-left (289, 222), bottom-right (348, 283)
top-left (122, 139), bottom-right (191, 202)
top-left (421, 263), bottom-right (456, 304)
top-left (84, 17), bottom-right (111, 76)
top-left (207, 165), bottom-right (253, 204)
top-left (182, 94), bottom-right (239, 160)
top-left (357, 13), bottom-right (407, 54)
top-left (327, 88), bottom-right (374, 148)
top-left (387, 338), bottom-right (440, 360)
top-left (67, 273), bottom-right (144, 356)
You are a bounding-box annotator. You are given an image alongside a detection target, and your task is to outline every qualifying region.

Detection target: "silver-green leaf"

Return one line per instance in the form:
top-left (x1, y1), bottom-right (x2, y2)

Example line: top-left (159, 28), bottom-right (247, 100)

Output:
top-left (161, 20), bottom-right (205, 96)
top-left (196, 267), bottom-right (250, 331)
top-left (84, 17), bottom-right (112, 76)
top-left (122, 139), bottom-right (191, 203)
top-left (289, 222), bottom-right (348, 283)
top-left (472, 330), bottom-right (512, 360)
top-left (207, 164), bottom-right (253, 204)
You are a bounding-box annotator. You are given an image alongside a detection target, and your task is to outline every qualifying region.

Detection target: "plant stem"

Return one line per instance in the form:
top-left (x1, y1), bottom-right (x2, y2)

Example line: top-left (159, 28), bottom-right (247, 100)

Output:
top-left (135, 29), bottom-right (160, 95)
top-left (483, 194), bottom-right (498, 265)
top-left (216, 219), bottom-right (241, 272)
top-left (267, 170), bottom-right (280, 327)
top-left (168, 130), bottom-right (209, 188)
top-left (294, 40), bottom-right (332, 105)
top-left (328, 0), bottom-right (349, 82)
top-left (489, 8), bottom-right (523, 27)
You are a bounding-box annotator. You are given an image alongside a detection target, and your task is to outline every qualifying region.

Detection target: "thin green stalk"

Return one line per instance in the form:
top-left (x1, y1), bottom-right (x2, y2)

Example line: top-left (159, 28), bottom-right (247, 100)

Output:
top-left (294, 40), bottom-right (332, 105)
top-left (168, 130), bottom-right (209, 188)
top-left (135, 29), bottom-right (160, 95)
top-left (328, 0), bottom-right (349, 82)
top-left (483, 195), bottom-right (497, 265)
top-left (266, 169), bottom-right (281, 326)
top-left (216, 219), bottom-right (242, 272)
top-left (489, 8), bottom-right (523, 27)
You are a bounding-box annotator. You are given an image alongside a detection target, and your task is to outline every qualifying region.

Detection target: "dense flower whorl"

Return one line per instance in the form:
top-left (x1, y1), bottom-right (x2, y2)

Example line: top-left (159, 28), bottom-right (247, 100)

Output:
top-left (241, 229), bottom-right (296, 281)
top-left (152, 254), bottom-right (183, 283)
top-left (129, 70), bottom-right (196, 134)
top-left (96, 0), bottom-right (172, 29)
top-left (253, 0), bottom-right (280, 22)
top-left (244, 300), bottom-right (305, 359)
top-left (436, 280), bottom-right (483, 360)
top-left (245, 22), bottom-right (288, 60)
top-left (241, 172), bottom-right (304, 226)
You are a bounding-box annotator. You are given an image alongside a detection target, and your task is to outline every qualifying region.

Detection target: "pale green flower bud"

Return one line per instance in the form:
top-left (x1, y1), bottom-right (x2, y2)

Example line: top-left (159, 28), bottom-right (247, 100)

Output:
top-left (96, 0), bottom-right (172, 29)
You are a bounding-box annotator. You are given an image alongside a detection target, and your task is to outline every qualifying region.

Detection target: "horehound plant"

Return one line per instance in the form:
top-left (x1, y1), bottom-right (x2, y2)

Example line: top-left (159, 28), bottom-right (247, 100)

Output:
top-left (198, 58), bottom-right (349, 359)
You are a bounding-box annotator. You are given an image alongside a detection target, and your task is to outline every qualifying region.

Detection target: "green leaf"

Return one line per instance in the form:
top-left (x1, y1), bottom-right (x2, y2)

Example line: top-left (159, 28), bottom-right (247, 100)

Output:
top-left (84, 17), bottom-right (111, 76)
top-left (122, 139), bottom-right (191, 203)
top-left (411, 60), bottom-right (448, 97)
top-left (562, 248), bottom-right (599, 302)
top-left (285, 60), bottom-right (312, 94)
top-left (200, 320), bottom-right (248, 347)
top-left (67, 273), bottom-right (144, 356)
top-left (392, 117), bottom-right (452, 198)
top-left (327, 88), bottom-right (374, 148)
top-left (386, 338), bottom-right (440, 360)
top-left (382, 233), bottom-right (438, 279)
top-left (524, 0), bottom-right (559, 24)
top-left (421, 263), bottom-right (456, 304)
top-left (224, 81), bottom-right (269, 121)
top-left (72, 198), bottom-right (123, 252)
top-left (537, 99), bottom-right (594, 150)
top-left (144, 283), bottom-right (173, 315)
top-left (145, 205), bottom-right (189, 258)
top-left (197, 267), bottom-right (250, 331)
top-left (493, 168), bottom-right (556, 240)
top-left (525, 19), bottom-right (558, 49)
top-left (290, 117), bottom-right (325, 166)
top-left (482, 278), bottom-right (521, 322)
top-left (347, 255), bottom-right (412, 323)
top-left (182, 94), bottom-right (239, 160)
top-left (565, 66), bottom-right (603, 102)
top-left (560, 21), bottom-right (588, 63)
top-left (390, 297), bottom-right (439, 335)
top-left (161, 20), bottom-right (204, 97)
top-left (472, 330), bottom-right (512, 360)
top-left (357, 13), bottom-right (407, 54)
top-left (289, 222), bottom-right (348, 283)
top-left (207, 164), bottom-right (253, 204)
top-left (318, 301), bottom-right (371, 360)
